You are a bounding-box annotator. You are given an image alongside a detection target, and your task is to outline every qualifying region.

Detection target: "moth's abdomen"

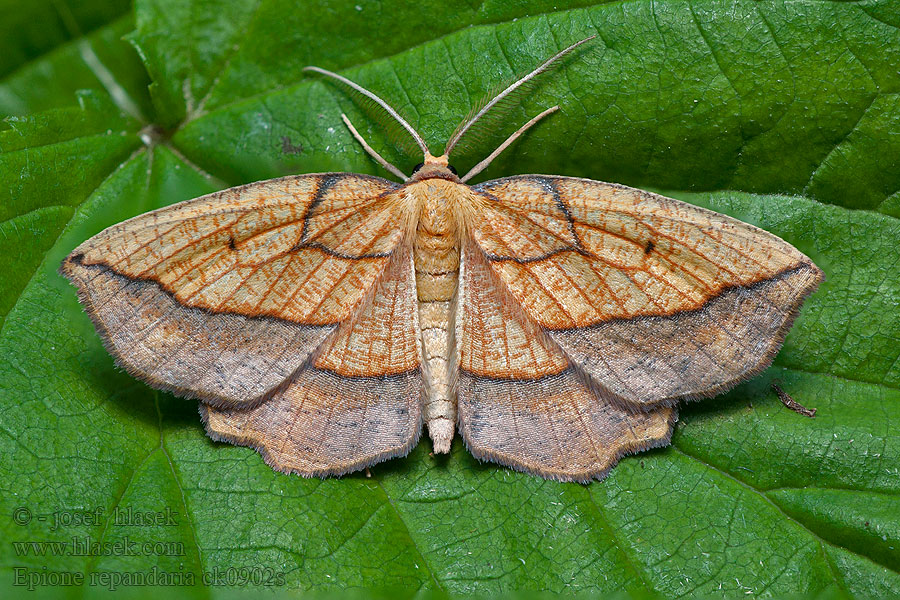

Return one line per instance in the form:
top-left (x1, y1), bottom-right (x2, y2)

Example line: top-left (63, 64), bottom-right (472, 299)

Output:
top-left (412, 184), bottom-right (461, 454)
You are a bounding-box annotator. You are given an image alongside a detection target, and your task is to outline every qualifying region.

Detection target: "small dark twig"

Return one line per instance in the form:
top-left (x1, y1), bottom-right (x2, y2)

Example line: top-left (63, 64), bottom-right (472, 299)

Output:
top-left (771, 381), bottom-right (816, 418)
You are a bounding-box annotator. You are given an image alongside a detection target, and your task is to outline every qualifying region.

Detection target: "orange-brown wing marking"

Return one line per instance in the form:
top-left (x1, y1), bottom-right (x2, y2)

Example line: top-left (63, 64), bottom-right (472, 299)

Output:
top-left (60, 173), bottom-right (403, 406)
top-left (456, 239), bottom-right (675, 482)
top-left (470, 176), bottom-right (824, 407)
top-left (201, 244), bottom-right (423, 476)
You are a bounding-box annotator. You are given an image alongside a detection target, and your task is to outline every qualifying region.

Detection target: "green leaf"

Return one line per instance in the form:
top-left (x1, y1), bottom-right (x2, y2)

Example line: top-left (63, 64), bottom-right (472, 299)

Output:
top-left (2, 0), bottom-right (899, 596)
top-left (0, 0), bottom-right (131, 77)
top-left (0, 1), bottom-right (148, 120)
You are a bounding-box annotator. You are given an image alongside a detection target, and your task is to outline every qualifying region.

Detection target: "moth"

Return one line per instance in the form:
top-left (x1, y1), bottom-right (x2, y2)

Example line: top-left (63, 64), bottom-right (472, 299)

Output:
top-left (61, 38), bottom-right (823, 482)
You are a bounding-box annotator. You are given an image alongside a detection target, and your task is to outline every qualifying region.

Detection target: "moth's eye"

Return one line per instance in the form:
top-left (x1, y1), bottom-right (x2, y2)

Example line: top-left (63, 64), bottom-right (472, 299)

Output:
top-left (447, 164), bottom-right (458, 175)
top-left (411, 162), bottom-right (424, 173)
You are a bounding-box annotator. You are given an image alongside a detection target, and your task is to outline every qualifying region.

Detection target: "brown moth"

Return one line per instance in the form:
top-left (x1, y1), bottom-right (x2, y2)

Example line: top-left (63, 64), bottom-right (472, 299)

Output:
top-left (60, 38), bottom-right (823, 482)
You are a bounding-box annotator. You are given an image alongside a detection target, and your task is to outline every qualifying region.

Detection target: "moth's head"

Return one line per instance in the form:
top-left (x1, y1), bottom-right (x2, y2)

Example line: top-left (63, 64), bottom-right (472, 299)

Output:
top-left (408, 153), bottom-right (460, 183)
top-left (303, 35), bottom-right (595, 184)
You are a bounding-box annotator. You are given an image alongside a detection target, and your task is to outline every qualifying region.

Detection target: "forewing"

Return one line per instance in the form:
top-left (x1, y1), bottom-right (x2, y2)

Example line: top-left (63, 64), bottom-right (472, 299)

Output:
top-left (457, 239), bottom-right (675, 482)
top-left (61, 173), bottom-right (403, 406)
top-left (201, 244), bottom-right (423, 476)
top-left (470, 175), bottom-right (823, 407)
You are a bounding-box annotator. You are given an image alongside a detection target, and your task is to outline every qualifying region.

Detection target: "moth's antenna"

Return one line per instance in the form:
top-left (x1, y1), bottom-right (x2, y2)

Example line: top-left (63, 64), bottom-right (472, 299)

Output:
top-left (304, 66), bottom-right (430, 156)
top-left (460, 106), bottom-right (558, 183)
top-left (443, 35), bottom-right (596, 156)
top-left (341, 113), bottom-right (408, 180)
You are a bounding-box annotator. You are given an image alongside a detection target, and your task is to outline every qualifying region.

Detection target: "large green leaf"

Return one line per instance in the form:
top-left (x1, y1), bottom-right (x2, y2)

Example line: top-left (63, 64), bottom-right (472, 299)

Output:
top-left (2, 0), bottom-right (898, 596)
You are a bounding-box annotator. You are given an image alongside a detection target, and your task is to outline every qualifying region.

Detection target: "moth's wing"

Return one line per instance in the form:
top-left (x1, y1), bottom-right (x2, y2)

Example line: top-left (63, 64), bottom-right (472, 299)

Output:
top-left (61, 173), bottom-right (403, 407)
top-left (469, 175), bottom-right (824, 408)
top-left (456, 239), bottom-right (675, 482)
top-left (201, 244), bottom-right (423, 476)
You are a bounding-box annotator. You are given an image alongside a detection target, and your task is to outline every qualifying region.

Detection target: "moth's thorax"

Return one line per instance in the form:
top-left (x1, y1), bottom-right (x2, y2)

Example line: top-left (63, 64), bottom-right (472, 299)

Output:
top-left (409, 178), bottom-right (462, 230)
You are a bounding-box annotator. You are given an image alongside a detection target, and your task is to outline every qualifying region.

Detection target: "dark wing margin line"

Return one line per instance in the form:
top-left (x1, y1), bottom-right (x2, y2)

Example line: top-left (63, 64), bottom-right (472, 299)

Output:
top-left (551, 262), bottom-right (821, 332)
top-left (64, 253), bottom-right (384, 324)
top-left (476, 246), bottom-right (821, 328)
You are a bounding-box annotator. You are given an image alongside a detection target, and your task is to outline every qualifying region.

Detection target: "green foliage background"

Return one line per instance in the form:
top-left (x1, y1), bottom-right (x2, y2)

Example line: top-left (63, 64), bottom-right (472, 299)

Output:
top-left (1, 0), bottom-right (899, 596)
